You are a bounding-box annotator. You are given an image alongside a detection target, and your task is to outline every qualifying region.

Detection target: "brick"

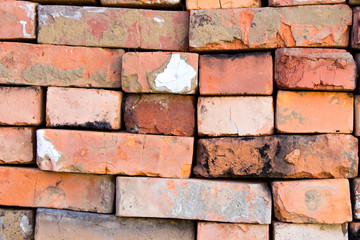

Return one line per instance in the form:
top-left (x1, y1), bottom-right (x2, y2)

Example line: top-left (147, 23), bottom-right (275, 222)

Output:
top-left (189, 5), bottom-right (352, 51)
top-left (272, 179), bottom-right (352, 223)
top-left (0, 42), bottom-right (123, 88)
top-left (355, 96), bottom-right (360, 136)
top-left (351, 178), bottom-right (360, 220)
top-left (38, 6), bottom-right (189, 51)
top-left (0, 1), bottom-right (36, 40)
top-left (35, 208), bottom-right (195, 240)
top-left (46, 87), bottom-right (122, 130)
top-left (33, 0), bottom-right (97, 4)
top-left (124, 94), bottom-right (195, 136)
top-left (352, 8), bottom-right (360, 48)
top-left (0, 86), bottom-right (43, 126)
top-left (194, 134), bottom-right (358, 179)
top-left (350, 0), bottom-right (360, 5)
top-left (122, 52), bottom-right (198, 94)
top-left (269, 0), bottom-right (344, 6)
top-left (0, 166), bottom-right (114, 213)
top-left (186, 0), bottom-right (260, 10)
top-left (276, 91), bottom-right (353, 133)
top-left (275, 48), bottom-right (356, 91)
top-left (0, 127), bottom-right (35, 164)
top-left (197, 222), bottom-right (269, 240)
top-left (273, 222), bottom-right (348, 240)
top-left (198, 96), bottom-right (273, 136)
top-left (349, 222), bottom-right (360, 240)
top-left (116, 177), bottom-right (272, 223)
top-left (36, 129), bottom-right (193, 178)
top-left (101, 0), bottom-right (181, 8)
top-left (199, 53), bottom-right (272, 95)
top-left (0, 208), bottom-right (34, 240)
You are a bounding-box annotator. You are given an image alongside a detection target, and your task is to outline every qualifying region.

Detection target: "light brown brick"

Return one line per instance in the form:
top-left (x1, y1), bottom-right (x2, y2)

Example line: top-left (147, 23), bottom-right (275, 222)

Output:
top-left (0, 208), bottom-right (35, 240)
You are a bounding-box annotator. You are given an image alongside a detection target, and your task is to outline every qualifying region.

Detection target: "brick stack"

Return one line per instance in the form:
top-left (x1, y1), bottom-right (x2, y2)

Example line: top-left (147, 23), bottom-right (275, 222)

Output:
top-left (0, 0), bottom-right (359, 239)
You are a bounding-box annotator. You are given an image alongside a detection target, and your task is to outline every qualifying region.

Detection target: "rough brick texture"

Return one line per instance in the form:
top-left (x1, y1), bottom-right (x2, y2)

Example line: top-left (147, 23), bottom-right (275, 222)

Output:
top-left (0, 208), bottom-right (34, 240)
top-left (101, 0), bottom-right (181, 8)
top-left (36, 129), bottom-right (193, 178)
top-left (186, 0), bottom-right (261, 10)
top-left (355, 96), bottom-right (360, 136)
top-left (33, 0), bottom-right (97, 4)
top-left (351, 178), bottom-right (360, 220)
top-left (352, 8), bottom-right (360, 48)
top-left (269, 0), bottom-right (344, 6)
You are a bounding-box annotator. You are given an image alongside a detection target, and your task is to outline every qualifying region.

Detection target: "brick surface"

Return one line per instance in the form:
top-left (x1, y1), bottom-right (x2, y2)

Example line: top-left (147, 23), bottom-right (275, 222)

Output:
top-left (0, 167), bottom-right (115, 213)
top-left (0, 127), bottom-right (35, 164)
top-left (186, 0), bottom-right (260, 10)
top-left (350, 0), bottom-right (360, 5)
top-left (198, 96), bottom-right (274, 136)
top-left (0, 1), bottom-right (37, 40)
top-left (355, 96), bottom-right (360, 136)
top-left (33, 0), bottom-right (97, 4)
top-left (269, 0), bottom-right (344, 6)
top-left (275, 48), bottom-right (356, 91)
top-left (351, 178), bottom-right (360, 220)
top-left (116, 177), bottom-right (272, 223)
top-left (46, 87), bottom-right (122, 130)
top-left (197, 222), bottom-right (269, 240)
top-left (0, 208), bottom-right (34, 240)
top-left (38, 6), bottom-right (189, 51)
top-left (189, 5), bottom-right (352, 51)
top-left (35, 208), bottom-right (195, 240)
top-left (101, 0), bottom-right (181, 8)
top-left (0, 42), bottom-right (123, 88)
top-left (122, 52), bottom-right (198, 94)
top-left (194, 134), bottom-right (358, 179)
top-left (273, 222), bottom-right (348, 240)
top-left (352, 8), bottom-right (360, 48)
top-left (276, 91), bottom-right (353, 133)
top-left (349, 222), bottom-right (360, 240)
top-left (0, 86), bottom-right (43, 126)
top-left (36, 129), bottom-right (193, 178)
top-left (199, 53), bottom-right (272, 95)
top-left (124, 94), bottom-right (195, 136)
top-left (272, 179), bottom-right (352, 223)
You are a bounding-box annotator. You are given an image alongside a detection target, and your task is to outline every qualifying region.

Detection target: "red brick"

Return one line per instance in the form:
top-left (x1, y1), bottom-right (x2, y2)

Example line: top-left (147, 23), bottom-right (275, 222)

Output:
top-left (0, 1), bottom-right (37, 40)
top-left (189, 5), bottom-right (352, 51)
top-left (122, 52), bottom-right (198, 94)
top-left (46, 87), bottom-right (122, 130)
top-left (276, 91), bottom-right (353, 133)
top-left (198, 96), bottom-right (274, 136)
top-left (124, 94), bottom-right (195, 136)
top-left (352, 8), bottom-right (360, 48)
top-left (0, 166), bottom-right (114, 213)
top-left (36, 129), bottom-right (193, 178)
top-left (186, 0), bottom-right (260, 10)
top-left (0, 42), bottom-right (123, 88)
top-left (0, 208), bottom-right (35, 240)
top-left (0, 86), bottom-right (43, 126)
top-left (270, 0), bottom-right (344, 6)
top-left (275, 48), bottom-right (356, 91)
top-left (116, 177), bottom-right (272, 223)
top-left (0, 127), bottom-right (34, 164)
top-left (199, 53), bottom-right (272, 95)
top-left (38, 6), bottom-right (189, 51)
top-left (355, 96), bottom-right (360, 136)
top-left (197, 222), bottom-right (269, 240)
top-left (272, 179), bottom-right (352, 223)
top-left (101, 0), bottom-right (181, 8)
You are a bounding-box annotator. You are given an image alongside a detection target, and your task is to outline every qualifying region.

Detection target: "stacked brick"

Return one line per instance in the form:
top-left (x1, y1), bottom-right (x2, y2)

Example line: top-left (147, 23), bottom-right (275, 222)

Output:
top-left (0, 0), bottom-right (360, 239)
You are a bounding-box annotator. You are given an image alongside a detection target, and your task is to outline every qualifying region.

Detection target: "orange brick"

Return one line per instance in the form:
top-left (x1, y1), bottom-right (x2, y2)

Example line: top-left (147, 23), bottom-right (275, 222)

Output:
top-left (0, 86), bottom-right (43, 126)
top-left (0, 127), bottom-right (34, 164)
top-left (0, 208), bottom-right (35, 239)
top-left (272, 179), bottom-right (352, 223)
top-left (46, 87), bottom-right (122, 130)
top-left (101, 0), bottom-right (181, 8)
top-left (0, 1), bottom-right (37, 40)
top-left (270, 0), bottom-right (344, 6)
top-left (276, 91), bottom-right (353, 133)
top-left (186, 0), bottom-right (260, 10)
top-left (122, 52), bottom-right (198, 94)
top-left (199, 53), bottom-right (272, 95)
top-left (0, 42), bottom-right (123, 88)
top-left (0, 166), bottom-right (115, 213)
top-left (36, 129), bottom-right (193, 178)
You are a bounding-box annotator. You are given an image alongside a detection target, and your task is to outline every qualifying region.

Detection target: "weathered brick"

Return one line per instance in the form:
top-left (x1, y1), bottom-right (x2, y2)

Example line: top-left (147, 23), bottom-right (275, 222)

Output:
top-left (199, 53), bottom-right (272, 95)
top-left (352, 8), bottom-right (360, 48)
top-left (270, 0), bottom-right (344, 6)
top-left (275, 48), bottom-right (356, 91)
top-left (124, 94), bottom-right (195, 136)
top-left (46, 87), bottom-right (122, 130)
top-left (35, 208), bottom-right (195, 240)
top-left (273, 222), bottom-right (348, 240)
top-left (276, 91), bottom-right (353, 133)
top-left (0, 1), bottom-right (37, 40)
top-left (0, 208), bottom-right (34, 240)
top-left (38, 6), bottom-right (189, 51)
top-left (0, 127), bottom-right (35, 164)
top-left (349, 222), bottom-right (360, 240)
top-left (101, 0), bottom-right (181, 8)
top-left (197, 222), bottom-right (269, 240)
top-left (189, 5), bottom-right (352, 51)
top-left (33, 0), bottom-right (97, 4)
top-left (0, 167), bottom-right (114, 213)
top-left (351, 178), bottom-right (360, 220)
top-left (122, 52), bottom-right (198, 94)
top-left (0, 86), bottom-right (43, 126)
top-left (37, 129), bottom-right (193, 178)
top-left (116, 177), bottom-right (272, 223)
top-left (0, 42), bottom-right (123, 88)
top-left (198, 96), bottom-right (274, 136)
top-left (194, 134), bottom-right (358, 179)
top-left (355, 96), bottom-right (360, 136)
top-left (272, 179), bottom-right (352, 223)
top-left (350, 0), bottom-right (360, 5)
top-left (186, 0), bottom-right (260, 10)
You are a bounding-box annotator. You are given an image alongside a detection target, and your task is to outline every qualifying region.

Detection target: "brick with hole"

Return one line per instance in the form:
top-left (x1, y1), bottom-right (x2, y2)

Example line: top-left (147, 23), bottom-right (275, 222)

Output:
top-left (46, 87), bottom-right (122, 130)
top-left (0, 208), bottom-right (35, 240)
top-left (186, 0), bottom-right (260, 10)
top-left (101, 0), bottom-right (181, 8)
top-left (122, 52), bottom-right (198, 94)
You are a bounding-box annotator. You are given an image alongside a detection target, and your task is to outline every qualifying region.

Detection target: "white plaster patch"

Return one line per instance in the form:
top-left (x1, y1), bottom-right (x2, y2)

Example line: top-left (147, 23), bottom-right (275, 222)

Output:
top-left (18, 3), bottom-right (35, 20)
top-left (38, 6), bottom-right (82, 25)
top-left (19, 216), bottom-right (31, 233)
top-left (154, 54), bottom-right (196, 93)
top-left (19, 21), bottom-right (31, 38)
top-left (37, 130), bottom-right (62, 165)
top-left (153, 17), bottom-right (164, 23)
